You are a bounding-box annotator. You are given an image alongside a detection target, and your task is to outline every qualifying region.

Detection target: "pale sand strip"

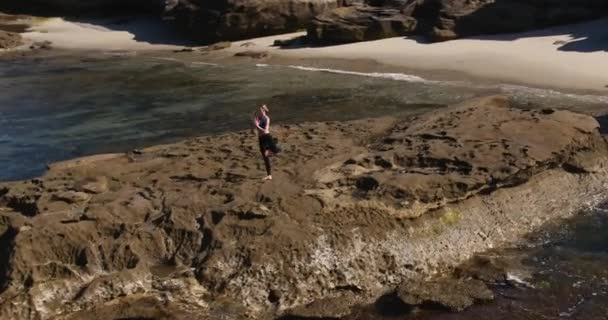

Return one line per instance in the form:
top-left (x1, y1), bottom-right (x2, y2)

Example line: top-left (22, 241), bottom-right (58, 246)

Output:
top-left (230, 18), bottom-right (608, 92)
top-left (21, 16), bottom-right (188, 51)
top-left (17, 15), bottom-right (608, 92)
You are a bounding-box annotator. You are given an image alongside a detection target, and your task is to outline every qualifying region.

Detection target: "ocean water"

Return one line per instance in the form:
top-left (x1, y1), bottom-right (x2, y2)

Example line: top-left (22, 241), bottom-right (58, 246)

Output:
top-left (1, 52), bottom-right (608, 319)
top-left (1, 53), bottom-right (607, 181)
top-left (349, 203), bottom-right (608, 320)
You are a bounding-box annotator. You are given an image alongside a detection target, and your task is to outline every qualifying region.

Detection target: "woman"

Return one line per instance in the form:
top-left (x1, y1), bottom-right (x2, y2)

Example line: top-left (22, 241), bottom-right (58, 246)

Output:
top-left (253, 104), bottom-right (279, 181)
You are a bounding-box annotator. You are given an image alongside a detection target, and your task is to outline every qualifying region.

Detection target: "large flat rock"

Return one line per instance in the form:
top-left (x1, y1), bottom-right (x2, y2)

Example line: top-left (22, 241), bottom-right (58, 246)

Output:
top-left (307, 96), bottom-right (604, 218)
top-left (0, 96), bottom-right (607, 319)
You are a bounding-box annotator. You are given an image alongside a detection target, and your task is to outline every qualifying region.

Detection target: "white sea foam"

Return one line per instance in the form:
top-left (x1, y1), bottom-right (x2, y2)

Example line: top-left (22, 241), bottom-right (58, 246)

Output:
top-left (282, 64), bottom-right (608, 105)
top-left (102, 51), bottom-right (137, 57)
top-left (151, 57), bottom-right (219, 67)
top-left (255, 63), bottom-right (270, 67)
top-left (498, 84), bottom-right (608, 104)
top-left (287, 65), bottom-right (429, 83)
top-left (191, 61), bottom-right (219, 67)
top-left (152, 57), bottom-right (181, 62)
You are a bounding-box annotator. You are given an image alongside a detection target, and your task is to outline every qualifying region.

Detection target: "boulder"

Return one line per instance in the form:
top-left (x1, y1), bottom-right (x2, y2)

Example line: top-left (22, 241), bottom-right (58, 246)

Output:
top-left (308, 5), bottom-right (417, 43)
top-left (234, 50), bottom-right (269, 58)
top-left (273, 36), bottom-right (306, 47)
top-left (432, 0), bottom-right (608, 41)
top-left (431, 0), bottom-right (537, 41)
top-left (396, 277), bottom-right (494, 311)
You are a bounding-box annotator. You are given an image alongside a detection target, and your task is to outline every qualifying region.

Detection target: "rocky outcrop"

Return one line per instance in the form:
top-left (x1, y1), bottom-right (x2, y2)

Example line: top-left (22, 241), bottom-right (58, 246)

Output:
top-left (165, 0), bottom-right (343, 43)
top-left (308, 0), bottom-right (608, 43)
top-left (0, 96), bottom-right (607, 319)
top-left (4, 0), bottom-right (606, 45)
top-left (395, 277), bottom-right (494, 311)
top-left (0, 0), bottom-right (342, 43)
top-left (431, 0), bottom-right (608, 41)
top-left (308, 5), bottom-right (417, 43)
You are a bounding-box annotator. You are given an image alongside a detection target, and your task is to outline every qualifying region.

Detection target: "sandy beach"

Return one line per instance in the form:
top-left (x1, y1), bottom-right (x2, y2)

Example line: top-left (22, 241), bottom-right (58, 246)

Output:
top-left (2, 14), bottom-right (604, 92)
top-left (227, 18), bottom-right (608, 92)
top-left (20, 16), bottom-right (189, 51)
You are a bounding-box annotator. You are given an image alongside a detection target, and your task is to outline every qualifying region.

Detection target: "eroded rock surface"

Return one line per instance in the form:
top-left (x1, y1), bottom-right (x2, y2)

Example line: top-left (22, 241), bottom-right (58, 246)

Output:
top-left (0, 96), bottom-right (607, 320)
top-left (431, 0), bottom-right (608, 42)
top-left (165, 0), bottom-right (343, 43)
top-left (308, 5), bottom-right (417, 44)
top-left (309, 0), bottom-right (608, 43)
top-left (395, 277), bottom-right (493, 312)
top-left (306, 96), bottom-right (604, 218)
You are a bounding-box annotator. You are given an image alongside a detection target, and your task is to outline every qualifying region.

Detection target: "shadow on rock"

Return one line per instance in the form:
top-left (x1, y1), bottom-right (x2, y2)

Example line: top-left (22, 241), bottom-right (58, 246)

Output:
top-left (595, 114), bottom-right (608, 135)
top-left (431, 0), bottom-right (608, 52)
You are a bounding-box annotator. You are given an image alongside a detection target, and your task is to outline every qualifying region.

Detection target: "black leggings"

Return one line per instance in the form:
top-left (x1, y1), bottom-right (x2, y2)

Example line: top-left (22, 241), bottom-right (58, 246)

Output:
top-left (259, 135), bottom-right (272, 175)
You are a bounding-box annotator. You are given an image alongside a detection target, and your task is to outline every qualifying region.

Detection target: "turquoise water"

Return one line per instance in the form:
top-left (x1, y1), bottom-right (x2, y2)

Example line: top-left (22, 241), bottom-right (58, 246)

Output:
top-left (1, 53), bottom-right (607, 181)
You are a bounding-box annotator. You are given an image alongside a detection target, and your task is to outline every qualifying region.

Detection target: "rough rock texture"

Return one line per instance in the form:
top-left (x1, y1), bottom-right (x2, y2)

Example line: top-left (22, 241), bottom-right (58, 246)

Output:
top-left (0, 0), bottom-right (342, 43)
top-left (431, 0), bottom-right (608, 41)
top-left (0, 30), bottom-right (22, 49)
top-left (455, 250), bottom-right (533, 285)
top-left (0, 96), bottom-right (607, 320)
top-left (308, 0), bottom-right (608, 43)
top-left (396, 277), bottom-right (493, 311)
top-left (308, 5), bottom-right (417, 44)
top-left (165, 0), bottom-right (343, 43)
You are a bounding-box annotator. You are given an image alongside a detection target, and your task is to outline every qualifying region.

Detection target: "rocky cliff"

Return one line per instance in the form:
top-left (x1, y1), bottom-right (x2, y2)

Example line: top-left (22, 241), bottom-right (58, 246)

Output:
top-left (2, 0), bottom-right (606, 44)
top-left (309, 0), bottom-right (608, 43)
top-left (0, 0), bottom-right (342, 43)
top-left (164, 0), bottom-right (343, 43)
top-left (1, 96), bottom-right (607, 319)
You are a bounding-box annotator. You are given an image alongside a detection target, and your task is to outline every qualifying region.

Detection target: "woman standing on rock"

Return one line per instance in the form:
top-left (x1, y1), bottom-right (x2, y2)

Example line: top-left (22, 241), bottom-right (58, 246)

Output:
top-left (253, 104), bottom-right (279, 181)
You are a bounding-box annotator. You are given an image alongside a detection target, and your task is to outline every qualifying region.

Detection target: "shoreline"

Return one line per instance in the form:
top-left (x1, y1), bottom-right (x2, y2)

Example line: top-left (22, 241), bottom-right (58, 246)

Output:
top-left (1, 15), bottom-right (190, 52)
top-left (247, 55), bottom-right (608, 99)
top-left (224, 17), bottom-right (608, 93)
top-left (2, 13), bottom-right (607, 94)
